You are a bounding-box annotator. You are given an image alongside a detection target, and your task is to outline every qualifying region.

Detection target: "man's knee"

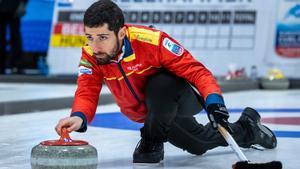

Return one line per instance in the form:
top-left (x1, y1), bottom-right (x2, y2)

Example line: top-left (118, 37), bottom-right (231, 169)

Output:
top-left (145, 71), bottom-right (188, 116)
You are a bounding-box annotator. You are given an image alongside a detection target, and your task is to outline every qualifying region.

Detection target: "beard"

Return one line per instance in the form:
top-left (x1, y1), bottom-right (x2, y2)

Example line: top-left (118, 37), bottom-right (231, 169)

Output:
top-left (94, 38), bottom-right (121, 65)
top-left (94, 53), bottom-right (115, 65)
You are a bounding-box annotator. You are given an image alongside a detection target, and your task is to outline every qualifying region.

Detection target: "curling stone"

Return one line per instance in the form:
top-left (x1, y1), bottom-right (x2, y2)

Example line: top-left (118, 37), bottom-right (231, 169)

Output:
top-left (261, 68), bottom-right (290, 90)
top-left (261, 78), bottom-right (290, 90)
top-left (31, 128), bottom-right (98, 169)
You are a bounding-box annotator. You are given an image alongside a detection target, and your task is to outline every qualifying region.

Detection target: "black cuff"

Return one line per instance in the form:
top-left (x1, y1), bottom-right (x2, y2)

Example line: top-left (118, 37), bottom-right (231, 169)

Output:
top-left (71, 112), bottom-right (87, 132)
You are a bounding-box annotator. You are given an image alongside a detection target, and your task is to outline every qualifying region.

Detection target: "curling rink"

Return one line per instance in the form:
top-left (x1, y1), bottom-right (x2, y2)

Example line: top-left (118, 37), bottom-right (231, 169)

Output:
top-left (0, 84), bottom-right (299, 169)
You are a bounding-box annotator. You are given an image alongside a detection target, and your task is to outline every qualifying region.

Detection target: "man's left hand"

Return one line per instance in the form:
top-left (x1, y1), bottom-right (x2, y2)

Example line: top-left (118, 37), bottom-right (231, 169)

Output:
top-left (206, 103), bottom-right (232, 133)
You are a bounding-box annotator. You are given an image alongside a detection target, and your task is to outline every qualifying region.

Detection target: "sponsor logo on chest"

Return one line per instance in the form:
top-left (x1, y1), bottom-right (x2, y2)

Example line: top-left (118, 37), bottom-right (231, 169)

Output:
top-left (127, 63), bottom-right (142, 71)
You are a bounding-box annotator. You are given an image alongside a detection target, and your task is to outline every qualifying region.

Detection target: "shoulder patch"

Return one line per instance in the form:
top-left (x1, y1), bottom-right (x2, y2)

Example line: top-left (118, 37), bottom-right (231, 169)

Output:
top-left (128, 27), bottom-right (160, 46)
top-left (163, 38), bottom-right (184, 56)
top-left (78, 66), bottom-right (92, 76)
top-left (79, 59), bottom-right (93, 67)
top-left (83, 46), bottom-right (93, 56)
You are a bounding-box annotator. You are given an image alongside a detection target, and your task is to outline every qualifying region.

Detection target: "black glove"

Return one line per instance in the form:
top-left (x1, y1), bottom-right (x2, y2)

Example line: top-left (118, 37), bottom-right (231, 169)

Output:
top-left (206, 103), bottom-right (232, 133)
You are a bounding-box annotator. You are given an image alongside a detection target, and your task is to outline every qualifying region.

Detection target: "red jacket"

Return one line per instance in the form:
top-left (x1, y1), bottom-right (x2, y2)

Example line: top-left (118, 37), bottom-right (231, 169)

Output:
top-left (72, 24), bottom-right (223, 124)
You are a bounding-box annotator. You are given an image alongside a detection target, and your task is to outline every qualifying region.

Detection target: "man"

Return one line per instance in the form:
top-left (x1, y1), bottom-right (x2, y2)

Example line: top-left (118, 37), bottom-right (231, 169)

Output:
top-left (0, 0), bottom-right (27, 74)
top-left (55, 0), bottom-right (277, 164)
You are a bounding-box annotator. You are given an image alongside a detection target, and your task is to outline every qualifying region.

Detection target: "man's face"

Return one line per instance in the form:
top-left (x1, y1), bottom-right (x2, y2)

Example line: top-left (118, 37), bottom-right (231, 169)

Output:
top-left (85, 24), bottom-right (121, 65)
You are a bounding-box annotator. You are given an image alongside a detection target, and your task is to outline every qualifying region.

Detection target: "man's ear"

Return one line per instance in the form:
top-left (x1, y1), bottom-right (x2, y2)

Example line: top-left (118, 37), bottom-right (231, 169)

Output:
top-left (118, 26), bottom-right (126, 39)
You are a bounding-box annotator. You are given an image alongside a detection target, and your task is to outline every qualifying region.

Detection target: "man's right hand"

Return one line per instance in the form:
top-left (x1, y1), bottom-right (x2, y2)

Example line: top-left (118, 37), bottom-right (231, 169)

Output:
top-left (55, 116), bottom-right (83, 136)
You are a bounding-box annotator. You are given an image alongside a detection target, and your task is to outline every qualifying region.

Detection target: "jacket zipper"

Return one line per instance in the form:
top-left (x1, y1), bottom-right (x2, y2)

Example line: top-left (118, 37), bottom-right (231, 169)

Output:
top-left (116, 62), bottom-right (142, 103)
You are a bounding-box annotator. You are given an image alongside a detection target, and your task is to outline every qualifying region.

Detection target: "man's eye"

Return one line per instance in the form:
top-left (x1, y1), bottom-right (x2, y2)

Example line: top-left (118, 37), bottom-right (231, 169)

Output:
top-left (98, 36), bottom-right (108, 41)
top-left (86, 37), bottom-right (93, 41)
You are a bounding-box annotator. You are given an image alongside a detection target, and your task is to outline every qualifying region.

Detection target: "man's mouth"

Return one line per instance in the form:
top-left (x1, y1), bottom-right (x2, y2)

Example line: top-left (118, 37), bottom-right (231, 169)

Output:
top-left (94, 53), bottom-right (106, 58)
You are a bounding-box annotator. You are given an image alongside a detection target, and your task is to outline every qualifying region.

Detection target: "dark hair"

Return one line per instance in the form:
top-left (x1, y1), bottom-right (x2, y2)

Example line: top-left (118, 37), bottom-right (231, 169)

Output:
top-left (83, 0), bottom-right (124, 34)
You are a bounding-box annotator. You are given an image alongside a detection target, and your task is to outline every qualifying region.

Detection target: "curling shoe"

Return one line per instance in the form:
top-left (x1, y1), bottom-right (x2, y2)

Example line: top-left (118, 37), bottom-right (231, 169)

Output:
top-left (238, 107), bottom-right (277, 149)
top-left (133, 138), bottom-right (164, 163)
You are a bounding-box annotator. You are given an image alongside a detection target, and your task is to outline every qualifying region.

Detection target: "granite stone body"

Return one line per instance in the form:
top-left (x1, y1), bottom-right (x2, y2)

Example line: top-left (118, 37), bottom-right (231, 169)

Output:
top-left (31, 144), bottom-right (98, 169)
top-left (261, 78), bottom-right (290, 89)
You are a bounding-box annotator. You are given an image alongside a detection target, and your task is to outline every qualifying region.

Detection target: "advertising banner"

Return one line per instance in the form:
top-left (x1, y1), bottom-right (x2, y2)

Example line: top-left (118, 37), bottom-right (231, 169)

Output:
top-left (275, 0), bottom-right (300, 58)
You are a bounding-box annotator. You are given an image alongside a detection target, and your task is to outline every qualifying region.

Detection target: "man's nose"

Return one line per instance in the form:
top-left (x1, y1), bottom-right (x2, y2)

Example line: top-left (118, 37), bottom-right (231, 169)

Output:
top-left (92, 47), bottom-right (101, 54)
top-left (91, 43), bottom-right (102, 54)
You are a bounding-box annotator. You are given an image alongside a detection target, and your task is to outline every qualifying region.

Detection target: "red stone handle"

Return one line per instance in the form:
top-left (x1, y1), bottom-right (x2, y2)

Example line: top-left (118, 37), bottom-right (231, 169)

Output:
top-left (40, 128), bottom-right (88, 146)
top-left (58, 128), bottom-right (72, 143)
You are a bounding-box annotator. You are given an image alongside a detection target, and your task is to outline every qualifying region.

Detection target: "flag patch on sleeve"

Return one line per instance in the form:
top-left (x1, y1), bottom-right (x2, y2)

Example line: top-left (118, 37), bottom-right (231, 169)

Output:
top-left (79, 59), bottom-right (93, 67)
top-left (78, 66), bottom-right (92, 76)
top-left (163, 38), bottom-right (184, 56)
